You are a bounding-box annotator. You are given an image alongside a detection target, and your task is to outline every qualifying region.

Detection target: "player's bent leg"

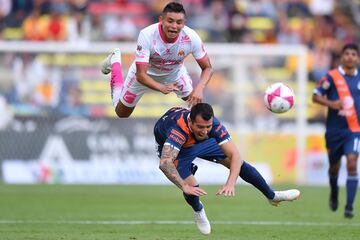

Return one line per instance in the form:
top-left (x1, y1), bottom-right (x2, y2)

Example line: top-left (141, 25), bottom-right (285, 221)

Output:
top-left (183, 175), bottom-right (202, 211)
top-left (101, 48), bottom-right (122, 75)
top-left (194, 205), bottom-right (211, 235)
top-left (219, 160), bottom-right (276, 199)
top-left (183, 175), bottom-right (211, 235)
top-left (115, 101), bottom-right (135, 118)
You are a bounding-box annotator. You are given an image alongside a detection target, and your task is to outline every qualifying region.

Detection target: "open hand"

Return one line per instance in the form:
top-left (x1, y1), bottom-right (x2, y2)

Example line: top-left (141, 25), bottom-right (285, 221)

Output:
top-left (182, 185), bottom-right (207, 196)
top-left (160, 83), bottom-right (179, 94)
top-left (216, 184), bottom-right (235, 197)
top-left (186, 87), bottom-right (204, 107)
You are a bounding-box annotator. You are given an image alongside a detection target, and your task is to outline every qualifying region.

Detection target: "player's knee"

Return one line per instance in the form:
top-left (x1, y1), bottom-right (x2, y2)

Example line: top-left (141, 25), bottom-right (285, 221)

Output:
top-left (347, 162), bottom-right (357, 175)
top-left (115, 110), bottom-right (131, 118)
top-left (115, 104), bottom-right (133, 118)
top-left (329, 166), bottom-right (340, 175)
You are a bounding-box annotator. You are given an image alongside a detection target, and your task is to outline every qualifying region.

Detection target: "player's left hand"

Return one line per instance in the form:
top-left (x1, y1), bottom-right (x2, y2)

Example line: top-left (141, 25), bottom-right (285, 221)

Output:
top-left (187, 87), bottom-right (204, 107)
top-left (216, 184), bottom-right (235, 197)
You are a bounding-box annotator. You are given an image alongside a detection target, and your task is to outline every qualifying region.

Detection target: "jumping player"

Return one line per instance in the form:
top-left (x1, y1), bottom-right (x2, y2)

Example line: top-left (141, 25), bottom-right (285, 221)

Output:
top-left (313, 43), bottom-right (360, 219)
top-left (101, 2), bottom-right (213, 118)
top-left (154, 103), bottom-right (301, 235)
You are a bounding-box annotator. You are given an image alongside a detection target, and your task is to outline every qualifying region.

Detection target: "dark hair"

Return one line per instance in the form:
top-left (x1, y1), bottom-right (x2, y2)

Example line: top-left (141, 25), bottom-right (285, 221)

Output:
top-left (190, 103), bottom-right (214, 121)
top-left (342, 43), bottom-right (359, 55)
top-left (162, 2), bottom-right (186, 16)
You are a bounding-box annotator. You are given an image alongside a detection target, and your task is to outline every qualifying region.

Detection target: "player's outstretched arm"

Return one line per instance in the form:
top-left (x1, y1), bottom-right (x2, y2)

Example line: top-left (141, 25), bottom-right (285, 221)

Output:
top-left (159, 144), bottom-right (206, 196)
top-left (136, 64), bottom-right (178, 94)
top-left (216, 140), bottom-right (242, 197)
top-left (187, 56), bottom-right (213, 106)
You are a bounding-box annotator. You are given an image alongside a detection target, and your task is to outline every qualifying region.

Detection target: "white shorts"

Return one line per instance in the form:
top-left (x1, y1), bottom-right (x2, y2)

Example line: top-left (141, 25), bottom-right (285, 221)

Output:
top-left (119, 65), bottom-right (193, 107)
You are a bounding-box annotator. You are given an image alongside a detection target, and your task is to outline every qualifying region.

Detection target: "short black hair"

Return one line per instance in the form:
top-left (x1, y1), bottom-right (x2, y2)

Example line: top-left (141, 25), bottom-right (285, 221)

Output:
top-left (162, 2), bottom-right (186, 16)
top-left (190, 103), bottom-right (214, 121)
top-left (342, 43), bottom-right (359, 55)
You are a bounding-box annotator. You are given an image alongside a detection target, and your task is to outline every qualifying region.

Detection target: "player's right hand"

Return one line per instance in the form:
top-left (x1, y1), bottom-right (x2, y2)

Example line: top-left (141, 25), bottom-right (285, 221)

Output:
top-left (160, 83), bottom-right (179, 94)
top-left (182, 185), bottom-right (207, 196)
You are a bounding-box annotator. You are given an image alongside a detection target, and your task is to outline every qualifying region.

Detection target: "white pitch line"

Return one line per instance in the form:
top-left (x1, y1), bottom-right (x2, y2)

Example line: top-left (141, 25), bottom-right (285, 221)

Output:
top-left (0, 220), bottom-right (359, 227)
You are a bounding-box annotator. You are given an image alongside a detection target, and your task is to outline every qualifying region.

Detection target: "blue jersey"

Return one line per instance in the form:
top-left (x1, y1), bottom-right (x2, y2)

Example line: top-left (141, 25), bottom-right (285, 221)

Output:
top-left (313, 66), bottom-right (360, 133)
top-left (154, 107), bottom-right (231, 151)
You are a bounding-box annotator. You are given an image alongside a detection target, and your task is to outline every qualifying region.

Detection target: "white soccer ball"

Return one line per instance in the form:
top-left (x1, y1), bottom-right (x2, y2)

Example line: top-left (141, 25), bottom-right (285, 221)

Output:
top-left (264, 82), bottom-right (295, 114)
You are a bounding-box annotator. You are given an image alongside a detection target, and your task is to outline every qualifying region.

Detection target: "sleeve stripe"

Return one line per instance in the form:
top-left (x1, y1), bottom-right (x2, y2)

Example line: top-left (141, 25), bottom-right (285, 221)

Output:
top-left (164, 142), bottom-right (180, 151)
top-left (313, 89), bottom-right (322, 95)
top-left (135, 62), bottom-right (148, 65)
top-left (195, 53), bottom-right (208, 62)
top-left (219, 138), bottom-right (231, 146)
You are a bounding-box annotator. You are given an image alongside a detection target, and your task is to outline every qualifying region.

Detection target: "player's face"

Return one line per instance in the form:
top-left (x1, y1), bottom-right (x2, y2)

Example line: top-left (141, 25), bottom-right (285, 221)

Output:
top-left (189, 115), bottom-right (213, 141)
top-left (341, 49), bottom-right (359, 69)
top-left (159, 12), bottom-right (185, 42)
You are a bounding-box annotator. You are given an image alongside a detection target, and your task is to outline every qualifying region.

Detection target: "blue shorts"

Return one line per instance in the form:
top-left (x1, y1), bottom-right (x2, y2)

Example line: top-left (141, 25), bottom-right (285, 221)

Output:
top-left (325, 131), bottom-right (360, 164)
top-left (157, 138), bottom-right (226, 179)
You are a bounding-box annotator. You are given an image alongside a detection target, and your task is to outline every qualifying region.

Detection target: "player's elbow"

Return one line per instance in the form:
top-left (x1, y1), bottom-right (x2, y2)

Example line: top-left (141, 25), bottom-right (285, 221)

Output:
top-left (158, 159), bottom-right (167, 171)
top-left (312, 93), bottom-right (319, 103)
top-left (136, 72), bottom-right (146, 84)
top-left (206, 66), bottom-right (214, 78)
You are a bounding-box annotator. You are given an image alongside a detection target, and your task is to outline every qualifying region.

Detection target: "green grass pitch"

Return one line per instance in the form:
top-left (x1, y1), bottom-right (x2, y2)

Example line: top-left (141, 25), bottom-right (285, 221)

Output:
top-left (0, 184), bottom-right (359, 240)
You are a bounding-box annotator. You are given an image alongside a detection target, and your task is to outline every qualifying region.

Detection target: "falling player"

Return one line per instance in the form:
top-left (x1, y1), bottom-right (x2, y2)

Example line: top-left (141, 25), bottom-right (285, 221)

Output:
top-left (101, 2), bottom-right (213, 118)
top-left (154, 103), bottom-right (301, 234)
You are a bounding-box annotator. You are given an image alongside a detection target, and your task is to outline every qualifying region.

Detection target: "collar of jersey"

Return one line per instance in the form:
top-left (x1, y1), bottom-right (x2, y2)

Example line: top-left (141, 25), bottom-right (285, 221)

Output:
top-left (338, 65), bottom-right (358, 76)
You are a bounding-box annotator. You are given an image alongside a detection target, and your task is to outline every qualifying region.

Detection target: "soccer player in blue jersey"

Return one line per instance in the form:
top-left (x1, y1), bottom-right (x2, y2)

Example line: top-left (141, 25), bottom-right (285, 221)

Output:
top-left (312, 43), bottom-right (360, 219)
top-left (154, 103), bottom-right (300, 235)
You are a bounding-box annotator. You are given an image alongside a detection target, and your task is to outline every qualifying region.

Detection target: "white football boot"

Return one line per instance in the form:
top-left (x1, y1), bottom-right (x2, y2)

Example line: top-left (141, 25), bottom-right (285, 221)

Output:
top-left (269, 189), bottom-right (301, 206)
top-left (194, 207), bottom-right (211, 235)
top-left (101, 48), bottom-right (121, 75)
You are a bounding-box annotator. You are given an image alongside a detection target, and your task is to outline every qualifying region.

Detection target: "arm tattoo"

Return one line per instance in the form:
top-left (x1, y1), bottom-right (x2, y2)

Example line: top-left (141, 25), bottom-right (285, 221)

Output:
top-left (161, 144), bottom-right (179, 160)
top-left (159, 145), bottom-right (184, 189)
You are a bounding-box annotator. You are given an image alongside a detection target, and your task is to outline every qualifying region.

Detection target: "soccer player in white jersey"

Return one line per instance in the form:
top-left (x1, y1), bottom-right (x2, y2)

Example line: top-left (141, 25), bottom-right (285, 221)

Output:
top-left (101, 2), bottom-right (213, 118)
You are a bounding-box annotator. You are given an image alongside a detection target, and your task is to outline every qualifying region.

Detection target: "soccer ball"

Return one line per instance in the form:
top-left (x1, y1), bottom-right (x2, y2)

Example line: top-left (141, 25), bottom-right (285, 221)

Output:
top-left (264, 82), bottom-right (295, 114)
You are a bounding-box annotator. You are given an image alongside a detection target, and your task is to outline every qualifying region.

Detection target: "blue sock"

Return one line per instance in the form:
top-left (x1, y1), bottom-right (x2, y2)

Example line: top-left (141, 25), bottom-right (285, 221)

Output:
top-left (183, 185), bottom-right (203, 212)
top-left (346, 175), bottom-right (358, 210)
top-left (240, 161), bottom-right (275, 199)
top-left (329, 174), bottom-right (338, 199)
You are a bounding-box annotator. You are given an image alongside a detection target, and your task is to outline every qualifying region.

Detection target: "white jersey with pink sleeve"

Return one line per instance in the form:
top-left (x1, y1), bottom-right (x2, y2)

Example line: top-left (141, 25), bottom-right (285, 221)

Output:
top-left (119, 23), bottom-right (208, 108)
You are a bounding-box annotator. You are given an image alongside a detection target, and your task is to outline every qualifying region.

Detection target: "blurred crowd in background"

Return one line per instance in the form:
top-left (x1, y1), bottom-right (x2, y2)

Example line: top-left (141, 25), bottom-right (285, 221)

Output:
top-left (0, 0), bottom-right (360, 70)
top-left (1, 0), bottom-right (359, 76)
top-left (0, 0), bottom-right (359, 121)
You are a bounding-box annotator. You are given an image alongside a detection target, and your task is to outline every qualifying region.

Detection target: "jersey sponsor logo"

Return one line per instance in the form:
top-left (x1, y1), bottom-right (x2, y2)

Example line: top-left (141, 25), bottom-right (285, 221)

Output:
top-left (180, 35), bottom-right (190, 43)
top-left (339, 96), bottom-right (354, 117)
top-left (169, 134), bottom-right (185, 145)
top-left (170, 129), bottom-right (186, 141)
top-left (178, 50), bottom-right (185, 57)
top-left (123, 90), bottom-right (136, 104)
top-left (219, 130), bottom-right (228, 138)
top-left (215, 124), bottom-right (222, 132)
top-left (319, 77), bottom-right (330, 89)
